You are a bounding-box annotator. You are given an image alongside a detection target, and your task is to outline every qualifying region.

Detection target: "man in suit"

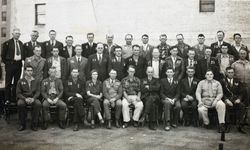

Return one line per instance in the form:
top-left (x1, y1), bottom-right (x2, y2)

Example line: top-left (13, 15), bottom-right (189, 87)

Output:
top-left (81, 33), bottom-right (97, 58)
top-left (59, 35), bottom-right (75, 59)
top-left (196, 69), bottom-right (226, 133)
top-left (103, 34), bottom-right (118, 58)
top-left (216, 45), bottom-right (234, 78)
top-left (43, 48), bottom-right (68, 81)
top-left (156, 34), bottom-right (171, 61)
top-left (41, 67), bottom-right (67, 130)
top-left (192, 34), bottom-right (209, 60)
top-left (1, 28), bottom-right (24, 103)
top-left (139, 34), bottom-right (154, 61)
top-left (16, 65), bottom-right (41, 131)
top-left (196, 48), bottom-right (220, 80)
top-left (64, 69), bottom-right (90, 131)
top-left (180, 66), bottom-right (199, 126)
top-left (24, 45), bottom-right (46, 82)
top-left (160, 67), bottom-right (181, 131)
top-left (174, 34), bottom-right (191, 59)
top-left (183, 49), bottom-right (198, 78)
top-left (125, 45), bottom-right (147, 79)
top-left (87, 42), bottom-right (110, 82)
top-left (220, 67), bottom-right (246, 134)
top-left (108, 46), bottom-right (126, 81)
top-left (161, 47), bottom-right (185, 80)
top-left (67, 44), bottom-right (88, 81)
top-left (231, 33), bottom-right (249, 60)
top-left (140, 66), bottom-right (160, 130)
top-left (103, 69), bottom-right (123, 129)
top-left (23, 30), bottom-right (43, 59)
top-left (122, 34), bottom-right (133, 59)
top-left (210, 31), bottom-right (232, 57)
top-left (147, 48), bottom-right (164, 79)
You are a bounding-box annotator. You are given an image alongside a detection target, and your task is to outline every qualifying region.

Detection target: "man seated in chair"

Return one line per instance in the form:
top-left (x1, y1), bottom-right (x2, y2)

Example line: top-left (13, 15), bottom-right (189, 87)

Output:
top-left (220, 67), bottom-right (246, 134)
top-left (103, 69), bottom-right (123, 129)
top-left (121, 65), bottom-right (143, 128)
top-left (64, 69), bottom-right (90, 131)
top-left (140, 66), bottom-right (160, 130)
top-left (41, 66), bottom-right (67, 130)
top-left (160, 67), bottom-right (181, 131)
top-left (196, 69), bottom-right (226, 133)
top-left (180, 66), bottom-right (200, 127)
top-left (16, 65), bottom-right (41, 131)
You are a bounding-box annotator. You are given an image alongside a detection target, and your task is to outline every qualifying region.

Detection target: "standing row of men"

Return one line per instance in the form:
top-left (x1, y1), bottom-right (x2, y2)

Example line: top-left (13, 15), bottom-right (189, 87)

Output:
top-left (1, 28), bottom-right (250, 134)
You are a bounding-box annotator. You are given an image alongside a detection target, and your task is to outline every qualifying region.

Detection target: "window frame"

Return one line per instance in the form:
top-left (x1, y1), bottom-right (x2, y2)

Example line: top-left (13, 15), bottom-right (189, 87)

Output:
top-left (1, 27), bottom-right (7, 37)
top-left (199, 0), bottom-right (215, 13)
top-left (35, 3), bottom-right (46, 25)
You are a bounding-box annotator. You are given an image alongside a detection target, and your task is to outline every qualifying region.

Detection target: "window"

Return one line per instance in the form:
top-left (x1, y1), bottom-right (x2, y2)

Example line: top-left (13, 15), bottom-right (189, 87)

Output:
top-left (1, 11), bottom-right (7, 22)
top-left (2, 0), bottom-right (7, 5)
top-left (200, 0), bottom-right (215, 12)
top-left (1, 27), bottom-right (7, 37)
top-left (35, 3), bottom-right (46, 25)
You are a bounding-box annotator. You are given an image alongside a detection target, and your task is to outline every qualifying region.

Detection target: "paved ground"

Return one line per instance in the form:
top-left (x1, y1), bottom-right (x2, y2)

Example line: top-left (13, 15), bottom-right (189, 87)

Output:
top-left (0, 116), bottom-right (249, 150)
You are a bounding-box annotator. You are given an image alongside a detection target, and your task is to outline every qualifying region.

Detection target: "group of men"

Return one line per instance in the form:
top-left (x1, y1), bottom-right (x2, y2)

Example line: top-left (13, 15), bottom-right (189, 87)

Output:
top-left (1, 28), bottom-right (250, 134)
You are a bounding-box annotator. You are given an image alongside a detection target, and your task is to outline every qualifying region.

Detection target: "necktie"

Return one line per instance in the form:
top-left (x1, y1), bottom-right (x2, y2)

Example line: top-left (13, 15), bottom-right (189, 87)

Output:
top-left (189, 78), bottom-right (192, 87)
top-left (169, 79), bottom-right (172, 85)
top-left (32, 42), bottom-right (35, 47)
top-left (16, 40), bottom-right (20, 56)
top-left (190, 60), bottom-right (193, 67)
top-left (98, 54), bottom-right (102, 64)
top-left (229, 79), bottom-right (233, 87)
top-left (78, 57), bottom-right (81, 66)
top-left (173, 58), bottom-right (176, 69)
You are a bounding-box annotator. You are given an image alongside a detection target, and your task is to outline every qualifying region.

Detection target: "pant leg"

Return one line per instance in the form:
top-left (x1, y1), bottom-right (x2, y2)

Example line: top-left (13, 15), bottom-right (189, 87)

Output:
top-left (17, 99), bottom-right (27, 125)
top-left (190, 100), bottom-right (198, 121)
top-left (133, 101), bottom-right (143, 121)
top-left (73, 97), bottom-right (84, 123)
top-left (122, 98), bottom-right (130, 122)
top-left (4, 64), bottom-right (14, 102)
top-left (115, 99), bottom-right (122, 120)
top-left (173, 100), bottom-right (181, 124)
top-left (234, 102), bottom-right (246, 124)
top-left (88, 97), bottom-right (101, 115)
top-left (12, 62), bottom-right (22, 102)
top-left (162, 99), bottom-right (172, 122)
top-left (42, 100), bottom-right (50, 122)
top-left (181, 100), bottom-right (189, 121)
top-left (198, 105), bottom-right (209, 125)
top-left (55, 99), bottom-right (67, 121)
top-left (225, 104), bottom-right (232, 124)
top-left (103, 99), bottom-right (111, 120)
top-left (215, 100), bottom-right (226, 124)
top-left (31, 99), bottom-right (42, 124)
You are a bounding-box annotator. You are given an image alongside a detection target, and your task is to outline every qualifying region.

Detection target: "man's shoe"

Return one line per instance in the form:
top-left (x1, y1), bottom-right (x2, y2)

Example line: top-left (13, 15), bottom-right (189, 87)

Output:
top-left (83, 119), bottom-right (91, 127)
top-left (133, 121), bottom-right (139, 127)
top-left (73, 124), bottom-right (79, 131)
top-left (31, 123), bottom-right (38, 131)
top-left (193, 120), bottom-right (198, 127)
top-left (106, 120), bottom-right (112, 129)
top-left (100, 119), bottom-right (104, 124)
top-left (149, 122), bottom-right (156, 130)
top-left (59, 121), bottom-right (65, 129)
top-left (225, 124), bottom-right (231, 133)
top-left (171, 124), bottom-right (177, 128)
top-left (218, 123), bottom-right (225, 133)
top-left (91, 120), bottom-right (95, 129)
top-left (18, 124), bottom-right (26, 131)
top-left (122, 122), bottom-right (129, 128)
top-left (164, 126), bottom-right (170, 131)
top-left (184, 120), bottom-right (190, 126)
top-left (238, 126), bottom-right (247, 134)
top-left (203, 124), bottom-right (211, 129)
top-left (42, 122), bottom-right (48, 130)
top-left (115, 120), bottom-right (120, 128)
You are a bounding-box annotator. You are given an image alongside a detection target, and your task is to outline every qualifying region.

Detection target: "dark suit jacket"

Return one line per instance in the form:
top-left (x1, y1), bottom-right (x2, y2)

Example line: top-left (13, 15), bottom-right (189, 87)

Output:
top-left (156, 43), bottom-right (171, 60)
top-left (141, 77), bottom-right (160, 101)
top-left (180, 77), bottom-right (200, 100)
top-left (103, 43), bottom-right (117, 58)
top-left (41, 78), bottom-right (63, 99)
top-left (87, 53), bottom-right (110, 82)
top-left (59, 46), bottom-right (75, 59)
top-left (220, 78), bottom-right (243, 102)
top-left (81, 42), bottom-right (97, 58)
top-left (67, 56), bottom-right (88, 81)
top-left (210, 41), bottom-right (232, 57)
top-left (42, 40), bottom-right (64, 58)
top-left (108, 56), bottom-right (126, 81)
top-left (139, 44), bottom-right (154, 61)
top-left (16, 78), bottom-right (40, 100)
top-left (175, 43), bottom-right (191, 59)
top-left (161, 56), bottom-right (185, 80)
top-left (64, 77), bottom-right (86, 100)
top-left (23, 41), bottom-right (43, 59)
top-left (231, 44), bottom-right (249, 60)
top-left (125, 56), bottom-right (147, 79)
top-left (1, 38), bottom-right (24, 64)
top-left (147, 59), bottom-right (164, 78)
top-left (43, 56), bottom-right (68, 80)
top-left (196, 57), bottom-right (220, 80)
top-left (160, 78), bottom-right (180, 100)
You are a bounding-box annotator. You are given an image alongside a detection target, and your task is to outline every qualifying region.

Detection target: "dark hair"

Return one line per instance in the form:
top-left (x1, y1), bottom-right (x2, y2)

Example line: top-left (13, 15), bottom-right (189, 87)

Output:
top-left (132, 44), bottom-right (140, 49)
top-left (226, 66), bottom-right (234, 72)
top-left (114, 45), bottom-right (122, 51)
top-left (198, 34), bottom-right (205, 38)
top-left (109, 69), bottom-right (117, 73)
top-left (49, 30), bottom-right (56, 34)
top-left (217, 30), bottom-right (225, 35)
top-left (166, 67), bottom-right (174, 72)
top-left (33, 45), bottom-right (42, 51)
top-left (160, 34), bottom-right (167, 38)
top-left (233, 33), bottom-right (241, 39)
top-left (74, 44), bottom-right (82, 49)
top-left (32, 30), bottom-right (39, 34)
top-left (91, 69), bottom-right (98, 75)
top-left (176, 33), bottom-right (184, 38)
top-left (206, 69), bottom-right (214, 74)
top-left (66, 35), bottom-right (73, 40)
top-left (186, 66), bottom-right (195, 71)
top-left (125, 34), bottom-right (133, 39)
top-left (142, 34), bottom-right (149, 38)
top-left (87, 33), bottom-right (94, 37)
top-left (127, 65), bottom-right (135, 71)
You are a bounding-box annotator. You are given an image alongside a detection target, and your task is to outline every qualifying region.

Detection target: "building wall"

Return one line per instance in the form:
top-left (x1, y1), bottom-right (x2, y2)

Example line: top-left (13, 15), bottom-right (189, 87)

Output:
top-left (6, 0), bottom-right (250, 47)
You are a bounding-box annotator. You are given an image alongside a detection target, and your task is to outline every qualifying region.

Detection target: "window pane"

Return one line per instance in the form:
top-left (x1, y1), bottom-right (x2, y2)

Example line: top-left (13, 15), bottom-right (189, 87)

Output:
top-left (2, 11), bottom-right (7, 22)
top-left (35, 3), bottom-right (46, 25)
top-left (2, 0), bottom-right (7, 5)
top-left (1, 27), bottom-right (7, 37)
top-left (200, 0), bottom-right (215, 12)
